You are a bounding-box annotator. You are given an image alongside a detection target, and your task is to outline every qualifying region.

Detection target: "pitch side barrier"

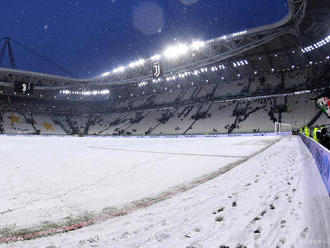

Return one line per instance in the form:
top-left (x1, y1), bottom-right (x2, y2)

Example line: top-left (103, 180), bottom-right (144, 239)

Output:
top-left (300, 134), bottom-right (330, 196)
top-left (133, 132), bottom-right (291, 138)
top-left (0, 132), bottom-right (291, 138)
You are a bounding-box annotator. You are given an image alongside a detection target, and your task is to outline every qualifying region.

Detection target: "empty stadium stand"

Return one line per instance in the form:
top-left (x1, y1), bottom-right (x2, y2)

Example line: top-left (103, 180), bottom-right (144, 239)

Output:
top-left (0, 89), bottom-right (327, 136)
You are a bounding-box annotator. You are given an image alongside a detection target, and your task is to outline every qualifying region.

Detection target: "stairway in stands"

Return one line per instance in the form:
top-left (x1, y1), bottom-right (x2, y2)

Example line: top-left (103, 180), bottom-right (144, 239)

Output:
top-left (66, 115), bottom-right (78, 135)
top-left (307, 109), bottom-right (324, 127)
top-left (51, 116), bottom-right (71, 135)
top-left (228, 102), bottom-right (250, 134)
top-left (0, 112), bottom-right (4, 134)
top-left (83, 114), bottom-right (93, 135)
top-left (23, 113), bottom-right (37, 134)
top-left (183, 103), bottom-right (213, 134)
top-left (149, 110), bottom-right (174, 135)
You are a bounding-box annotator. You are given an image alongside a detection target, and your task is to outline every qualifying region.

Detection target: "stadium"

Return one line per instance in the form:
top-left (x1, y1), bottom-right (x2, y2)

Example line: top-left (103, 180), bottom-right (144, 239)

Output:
top-left (0, 0), bottom-right (329, 247)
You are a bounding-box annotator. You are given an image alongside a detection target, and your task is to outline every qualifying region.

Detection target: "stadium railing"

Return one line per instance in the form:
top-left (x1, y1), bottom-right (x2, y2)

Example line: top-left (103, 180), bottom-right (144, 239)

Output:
top-left (300, 134), bottom-right (330, 196)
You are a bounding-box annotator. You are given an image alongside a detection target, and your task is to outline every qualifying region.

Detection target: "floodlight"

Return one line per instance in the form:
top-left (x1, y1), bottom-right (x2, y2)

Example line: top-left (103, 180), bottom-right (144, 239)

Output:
top-left (129, 59), bottom-right (145, 68)
top-left (113, 66), bottom-right (125, 73)
top-left (191, 40), bottom-right (205, 50)
top-left (102, 72), bottom-right (110, 77)
top-left (151, 54), bottom-right (161, 61)
top-left (164, 43), bottom-right (189, 59)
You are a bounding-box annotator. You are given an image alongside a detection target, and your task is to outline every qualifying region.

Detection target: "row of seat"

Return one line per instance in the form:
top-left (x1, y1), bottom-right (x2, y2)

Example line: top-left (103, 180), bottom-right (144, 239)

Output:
top-left (0, 93), bottom-right (325, 136)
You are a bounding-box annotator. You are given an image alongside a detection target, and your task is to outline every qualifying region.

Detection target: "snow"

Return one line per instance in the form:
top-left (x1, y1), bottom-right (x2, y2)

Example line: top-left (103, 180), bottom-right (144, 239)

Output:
top-left (0, 135), bottom-right (329, 247)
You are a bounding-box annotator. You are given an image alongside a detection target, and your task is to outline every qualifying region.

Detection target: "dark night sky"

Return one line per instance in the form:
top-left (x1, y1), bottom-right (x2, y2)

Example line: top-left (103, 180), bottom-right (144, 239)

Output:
top-left (0, 0), bottom-right (289, 78)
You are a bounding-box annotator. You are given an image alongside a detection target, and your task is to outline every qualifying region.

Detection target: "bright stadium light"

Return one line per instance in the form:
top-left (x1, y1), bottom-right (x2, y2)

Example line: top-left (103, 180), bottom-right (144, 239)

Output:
top-left (301, 34), bottom-right (330, 54)
top-left (233, 59), bottom-right (249, 68)
top-left (129, 62), bottom-right (136, 68)
top-left (112, 66), bottom-right (125, 73)
top-left (232, 30), bottom-right (247, 37)
top-left (129, 59), bottom-right (145, 68)
top-left (164, 43), bottom-right (189, 59)
top-left (101, 72), bottom-right (110, 77)
top-left (100, 89), bottom-right (110, 95)
top-left (151, 54), bottom-right (162, 61)
top-left (191, 40), bottom-right (205, 50)
top-left (152, 78), bottom-right (162, 83)
top-left (138, 81), bottom-right (148, 87)
top-left (211, 66), bottom-right (218, 71)
top-left (60, 89), bottom-right (110, 96)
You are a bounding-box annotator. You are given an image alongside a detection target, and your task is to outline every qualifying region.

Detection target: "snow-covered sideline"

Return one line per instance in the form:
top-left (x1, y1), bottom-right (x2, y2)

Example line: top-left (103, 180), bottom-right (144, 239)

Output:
top-left (1, 136), bottom-right (329, 247)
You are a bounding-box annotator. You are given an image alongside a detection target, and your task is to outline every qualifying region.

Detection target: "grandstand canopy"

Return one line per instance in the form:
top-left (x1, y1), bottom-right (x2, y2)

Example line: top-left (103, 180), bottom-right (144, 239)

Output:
top-left (0, 0), bottom-right (329, 99)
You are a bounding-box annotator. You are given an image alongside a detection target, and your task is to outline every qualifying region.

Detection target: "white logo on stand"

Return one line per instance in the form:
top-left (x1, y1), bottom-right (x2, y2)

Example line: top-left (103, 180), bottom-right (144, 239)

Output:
top-left (22, 83), bottom-right (27, 93)
top-left (153, 63), bottom-right (161, 78)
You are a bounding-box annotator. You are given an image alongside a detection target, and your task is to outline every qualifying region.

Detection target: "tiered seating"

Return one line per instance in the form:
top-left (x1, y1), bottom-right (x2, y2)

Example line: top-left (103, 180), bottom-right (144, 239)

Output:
top-left (0, 112), bottom-right (4, 133)
top-left (33, 114), bottom-right (66, 135)
top-left (181, 87), bottom-right (196, 101)
top-left (88, 114), bottom-right (117, 135)
top-left (128, 110), bottom-right (164, 135)
top-left (52, 115), bottom-right (73, 134)
top-left (233, 101), bottom-right (275, 133)
top-left (101, 112), bottom-right (136, 135)
top-left (249, 76), bottom-right (279, 94)
top-left (314, 113), bottom-right (330, 126)
top-left (281, 94), bottom-right (320, 129)
top-left (3, 112), bottom-right (35, 134)
top-left (0, 91), bottom-right (326, 136)
top-left (284, 71), bottom-right (308, 90)
top-left (193, 84), bottom-right (214, 99)
top-left (213, 80), bottom-right (247, 98)
top-left (117, 99), bottom-right (131, 109)
top-left (153, 106), bottom-right (197, 135)
top-left (71, 114), bottom-right (89, 134)
top-left (132, 96), bottom-right (150, 108)
top-left (153, 90), bottom-right (181, 105)
top-left (186, 102), bottom-right (237, 134)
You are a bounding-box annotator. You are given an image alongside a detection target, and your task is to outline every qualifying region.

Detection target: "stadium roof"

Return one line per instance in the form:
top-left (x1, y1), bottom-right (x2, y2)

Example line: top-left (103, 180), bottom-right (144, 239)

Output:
top-left (0, 0), bottom-right (329, 91)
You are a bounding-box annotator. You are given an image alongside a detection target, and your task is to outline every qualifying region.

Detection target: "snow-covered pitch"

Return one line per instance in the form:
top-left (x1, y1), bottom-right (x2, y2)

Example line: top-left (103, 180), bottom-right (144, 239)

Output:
top-left (0, 135), bottom-right (329, 247)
